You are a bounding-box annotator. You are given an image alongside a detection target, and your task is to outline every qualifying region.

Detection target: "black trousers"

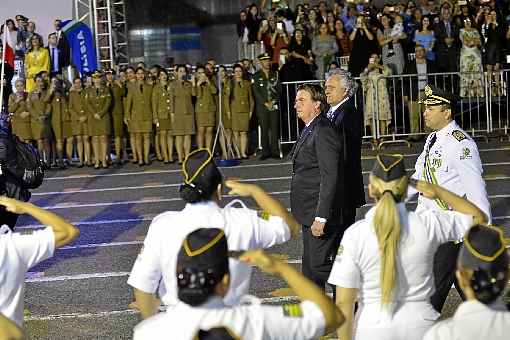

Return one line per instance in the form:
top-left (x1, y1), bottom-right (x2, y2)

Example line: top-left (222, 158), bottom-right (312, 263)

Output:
top-left (430, 241), bottom-right (464, 312)
top-left (301, 208), bottom-right (357, 294)
top-left (258, 109), bottom-right (279, 156)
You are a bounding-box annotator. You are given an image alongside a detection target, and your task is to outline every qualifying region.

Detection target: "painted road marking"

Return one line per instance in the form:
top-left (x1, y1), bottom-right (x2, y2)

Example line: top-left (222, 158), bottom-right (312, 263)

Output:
top-left (42, 147), bottom-right (510, 181)
top-left (32, 176), bottom-right (292, 196)
top-left (29, 192), bottom-right (510, 210)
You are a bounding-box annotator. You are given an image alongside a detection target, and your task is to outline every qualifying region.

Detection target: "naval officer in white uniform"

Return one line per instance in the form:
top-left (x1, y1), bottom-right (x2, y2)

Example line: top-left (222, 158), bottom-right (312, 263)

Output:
top-left (408, 84), bottom-right (491, 313)
top-left (327, 153), bottom-right (487, 340)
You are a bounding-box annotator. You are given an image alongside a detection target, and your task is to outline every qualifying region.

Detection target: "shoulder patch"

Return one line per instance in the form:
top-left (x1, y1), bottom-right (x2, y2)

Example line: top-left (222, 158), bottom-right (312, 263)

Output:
top-left (257, 211), bottom-right (270, 221)
top-left (282, 304), bottom-right (303, 317)
top-left (451, 130), bottom-right (467, 142)
top-left (337, 244), bottom-right (344, 256)
top-left (460, 147), bottom-right (472, 160)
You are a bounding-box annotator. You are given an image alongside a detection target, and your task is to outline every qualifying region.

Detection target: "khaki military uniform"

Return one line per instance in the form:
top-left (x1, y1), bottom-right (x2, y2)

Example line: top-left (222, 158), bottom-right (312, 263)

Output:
top-left (108, 83), bottom-right (126, 138)
top-left (69, 90), bottom-right (89, 136)
top-left (217, 79), bottom-right (231, 130)
top-left (229, 80), bottom-right (254, 132)
top-left (172, 80), bottom-right (195, 135)
top-left (26, 90), bottom-right (51, 140)
top-left (8, 93), bottom-right (32, 140)
top-left (48, 91), bottom-right (72, 140)
top-left (125, 82), bottom-right (153, 133)
top-left (85, 86), bottom-right (112, 136)
top-left (195, 81), bottom-right (217, 127)
top-left (252, 69), bottom-right (280, 155)
top-left (151, 83), bottom-right (173, 132)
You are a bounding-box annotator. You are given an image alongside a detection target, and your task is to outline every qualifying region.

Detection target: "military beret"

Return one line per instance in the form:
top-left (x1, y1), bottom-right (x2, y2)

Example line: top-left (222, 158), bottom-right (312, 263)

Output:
top-left (177, 228), bottom-right (228, 272)
top-left (371, 153), bottom-right (406, 182)
top-left (458, 225), bottom-right (508, 272)
top-left (419, 85), bottom-right (455, 106)
top-left (181, 148), bottom-right (221, 192)
top-left (91, 70), bottom-right (103, 78)
top-left (257, 52), bottom-right (271, 60)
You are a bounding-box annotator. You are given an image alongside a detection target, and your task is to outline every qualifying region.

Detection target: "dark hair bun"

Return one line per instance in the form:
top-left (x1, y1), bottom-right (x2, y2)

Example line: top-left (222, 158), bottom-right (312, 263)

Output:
top-left (179, 184), bottom-right (205, 203)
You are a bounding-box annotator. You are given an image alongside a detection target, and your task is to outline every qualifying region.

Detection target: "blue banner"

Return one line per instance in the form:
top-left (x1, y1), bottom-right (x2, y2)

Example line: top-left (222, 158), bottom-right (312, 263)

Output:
top-left (60, 20), bottom-right (98, 75)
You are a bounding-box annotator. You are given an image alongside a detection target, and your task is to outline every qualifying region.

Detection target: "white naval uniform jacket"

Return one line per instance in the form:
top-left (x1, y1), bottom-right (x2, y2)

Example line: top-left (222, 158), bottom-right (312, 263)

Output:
top-left (408, 120), bottom-right (491, 221)
top-left (423, 299), bottom-right (510, 340)
top-left (327, 203), bottom-right (474, 340)
top-left (127, 201), bottom-right (291, 307)
top-left (133, 296), bottom-right (325, 340)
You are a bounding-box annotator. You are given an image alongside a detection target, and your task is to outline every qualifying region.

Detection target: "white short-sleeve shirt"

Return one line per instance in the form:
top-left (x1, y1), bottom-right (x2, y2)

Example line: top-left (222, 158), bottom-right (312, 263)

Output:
top-left (423, 300), bottom-right (510, 340)
top-left (127, 201), bottom-right (290, 306)
top-left (328, 203), bottom-right (473, 306)
top-left (133, 296), bottom-right (325, 340)
top-left (0, 227), bottom-right (55, 326)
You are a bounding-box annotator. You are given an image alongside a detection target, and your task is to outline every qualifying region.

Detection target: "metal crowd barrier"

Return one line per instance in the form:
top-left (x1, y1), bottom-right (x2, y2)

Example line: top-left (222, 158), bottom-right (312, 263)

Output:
top-left (279, 69), bottom-right (510, 148)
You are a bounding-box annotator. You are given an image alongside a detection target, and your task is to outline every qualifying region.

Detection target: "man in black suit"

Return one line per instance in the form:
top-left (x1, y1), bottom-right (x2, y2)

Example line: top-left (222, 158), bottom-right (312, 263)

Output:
top-left (290, 83), bottom-right (342, 290)
top-left (434, 8), bottom-right (459, 74)
top-left (324, 69), bottom-right (365, 231)
top-left (403, 44), bottom-right (438, 137)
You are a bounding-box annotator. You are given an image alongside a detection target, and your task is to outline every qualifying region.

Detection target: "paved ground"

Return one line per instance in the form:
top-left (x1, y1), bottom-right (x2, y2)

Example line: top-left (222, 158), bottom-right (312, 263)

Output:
top-left (19, 140), bottom-right (510, 339)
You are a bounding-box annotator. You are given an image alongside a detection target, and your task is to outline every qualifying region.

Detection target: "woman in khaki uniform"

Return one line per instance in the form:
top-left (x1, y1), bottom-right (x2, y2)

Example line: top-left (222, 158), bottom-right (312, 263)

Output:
top-left (26, 73), bottom-right (51, 167)
top-left (151, 69), bottom-right (174, 163)
top-left (124, 67), bottom-right (153, 166)
top-left (194, 65), bottom-right (218, 151)
top-left (47, 78), bottom-right (73, 169)
top-left (69, 78), bottom-right (91, 167)
top-left (106, 69), bottom-right (126, 165)
top-left (173, 65), bottom-right (196, 163)
top-left (229, 64), bottom-right (254, 158)
top-left (217, 66), bottom-right (233, 159)
top-left (85, 70), bottom-right (112, 169)
top-left (123, 66), bottom-right (138, 163)
top-left (8, 79), bottom-right (32, 142)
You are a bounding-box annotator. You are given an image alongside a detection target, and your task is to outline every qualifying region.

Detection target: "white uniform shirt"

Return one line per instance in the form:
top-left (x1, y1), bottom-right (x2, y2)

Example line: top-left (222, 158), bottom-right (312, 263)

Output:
top-left (408, 120), bottom-right (491, 221)
top-left (327, 204), bottom-right (473, 340)
top-left (133, 296), bottom-right (325, 340)
top-left (0, 227), bottom-right (55, 326)
top-left (423, 300), bottom-right (510, 340)
top-left (127, 201), bottom-right (290, 306)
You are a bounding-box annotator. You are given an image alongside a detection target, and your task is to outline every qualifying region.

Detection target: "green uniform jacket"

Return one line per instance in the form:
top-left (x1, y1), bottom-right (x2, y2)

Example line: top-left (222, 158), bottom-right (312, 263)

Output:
top-left (69, 90), bottom-right (88, 135)
top-left (195, 81), bottom-right (218, 113)
top-left (229, 80), bottom-right (254, 114)
top-left (107, 83), bottom-right (125, 116)
top-left (26, 90), bottom-right (51, 139)
top-left (251, 70), bottom-right (280, 113)
top-left (173, 80), bottom-right (195, 115)
top-left (125, 82), bottom-right (153, 121)
top-left (152, 83), bottom-right (173, 120)
top-left (85, 86), bottom-right (112, 136)
top-left (8, 93), bottom-right (31, 140)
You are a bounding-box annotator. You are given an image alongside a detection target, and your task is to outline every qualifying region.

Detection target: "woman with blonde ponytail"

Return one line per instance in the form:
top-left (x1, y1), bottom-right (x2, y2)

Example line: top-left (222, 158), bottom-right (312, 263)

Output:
top-left (327, 153), bottom-right (487, 340)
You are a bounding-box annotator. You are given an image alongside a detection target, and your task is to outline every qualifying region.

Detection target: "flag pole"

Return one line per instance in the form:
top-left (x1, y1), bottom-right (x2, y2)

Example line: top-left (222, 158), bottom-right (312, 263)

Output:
top-left (0, 20), bottom-right (7, 113)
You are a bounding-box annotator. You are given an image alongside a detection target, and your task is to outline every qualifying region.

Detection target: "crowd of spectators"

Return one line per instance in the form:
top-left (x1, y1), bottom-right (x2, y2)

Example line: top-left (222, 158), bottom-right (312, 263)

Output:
top-left (237, 0), bottom-right (510, 88)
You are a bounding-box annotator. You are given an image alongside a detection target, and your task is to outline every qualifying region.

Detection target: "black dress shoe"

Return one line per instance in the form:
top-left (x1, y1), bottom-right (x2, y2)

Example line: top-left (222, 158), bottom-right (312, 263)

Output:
top-left (259, 154), bottom-right (270, 160)
top-left (271, 153), bottom-right (281, 159)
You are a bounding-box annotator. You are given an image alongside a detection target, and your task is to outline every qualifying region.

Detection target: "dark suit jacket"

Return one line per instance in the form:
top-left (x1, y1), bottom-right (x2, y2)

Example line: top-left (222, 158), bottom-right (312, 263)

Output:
top-left (434, 21), bottom-right (459, 51)
top-left (290, 114), bottom-right (341, 226)
top-left (329, 97), bottom-right (365, 212)
top-left (403, 59), bottom-right (438, 100)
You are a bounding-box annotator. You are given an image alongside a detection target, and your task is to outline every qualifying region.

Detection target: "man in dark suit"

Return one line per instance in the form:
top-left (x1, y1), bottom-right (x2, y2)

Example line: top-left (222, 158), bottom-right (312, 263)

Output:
top-left (290, 83), bottom-right (342, 290)
top-left (324, 69), bottom-right (365, 231)
top-left (434, 8), bottom-right (459, 74)
top-left (403, 44), bottom-right (438, 137)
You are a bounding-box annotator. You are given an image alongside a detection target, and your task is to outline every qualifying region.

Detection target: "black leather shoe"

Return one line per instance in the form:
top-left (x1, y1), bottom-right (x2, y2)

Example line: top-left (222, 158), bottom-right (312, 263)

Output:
top-left (259, 154), bottom-right (270, 160)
